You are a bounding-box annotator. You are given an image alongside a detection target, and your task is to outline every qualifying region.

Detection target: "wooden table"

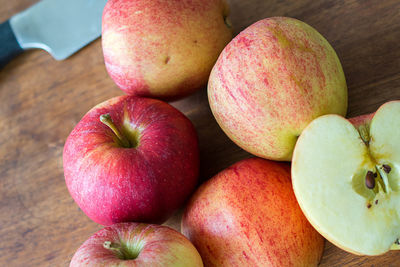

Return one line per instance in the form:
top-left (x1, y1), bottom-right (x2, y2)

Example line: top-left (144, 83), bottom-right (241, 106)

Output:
top-left (1, 0), bottom-right (399, 266)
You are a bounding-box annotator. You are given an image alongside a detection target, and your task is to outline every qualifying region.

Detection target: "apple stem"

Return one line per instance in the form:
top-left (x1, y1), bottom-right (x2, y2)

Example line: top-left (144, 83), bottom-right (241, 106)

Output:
top-left (100, 114), bottom-right (131, 148)
top-left (103, 241), bottom-right (138, 260)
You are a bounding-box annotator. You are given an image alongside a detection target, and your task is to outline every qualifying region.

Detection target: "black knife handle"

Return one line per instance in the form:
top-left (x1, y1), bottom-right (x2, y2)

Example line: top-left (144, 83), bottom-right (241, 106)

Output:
top-left (0, 20), bottom-right (23, 69)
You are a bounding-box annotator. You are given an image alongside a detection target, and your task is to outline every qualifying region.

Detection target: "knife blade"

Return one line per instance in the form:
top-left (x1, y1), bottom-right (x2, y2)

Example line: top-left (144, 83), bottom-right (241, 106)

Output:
top-left (0, 0), bottom-right (108, 68)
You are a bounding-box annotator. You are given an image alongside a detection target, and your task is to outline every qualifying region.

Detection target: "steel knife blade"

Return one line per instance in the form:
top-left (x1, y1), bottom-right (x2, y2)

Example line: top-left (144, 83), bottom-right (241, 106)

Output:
top-left (0, 0), bottom-right (108, 68)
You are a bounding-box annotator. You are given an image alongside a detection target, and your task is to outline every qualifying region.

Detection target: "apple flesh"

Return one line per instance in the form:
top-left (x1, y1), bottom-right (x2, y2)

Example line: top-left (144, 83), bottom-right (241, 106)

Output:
top-left (63, 96), bottom-right (199, 226)
top-left (102, 0), bottom-right (233, 100)
top-left (292, 101), bottom-right (400, 255)
top-left (182, 158), bottom-right (324, 266)
top-left (70, 223), bottom-right (203, 266)
top-left (208, 17), bottom-right (347, 161)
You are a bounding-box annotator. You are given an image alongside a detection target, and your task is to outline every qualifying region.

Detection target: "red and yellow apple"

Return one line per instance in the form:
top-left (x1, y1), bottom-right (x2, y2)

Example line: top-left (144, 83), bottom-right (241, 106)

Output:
top-left (292, 101), bottom-right (400, 255)
top-left (102, 0), bottom-right (233, 100)
top-left (70, 223), bottom-right (203, 266)
top-left (63, 96), bottom-right (199, 226)
top-left (208, 17), bottom-right (348, 161)
top-left (182, 158), bottom-right (324, 266)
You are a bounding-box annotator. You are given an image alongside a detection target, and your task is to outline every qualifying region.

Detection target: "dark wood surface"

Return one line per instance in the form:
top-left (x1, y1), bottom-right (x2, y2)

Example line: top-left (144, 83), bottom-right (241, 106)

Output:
top-left (1, 0), bottom-right (400, 266)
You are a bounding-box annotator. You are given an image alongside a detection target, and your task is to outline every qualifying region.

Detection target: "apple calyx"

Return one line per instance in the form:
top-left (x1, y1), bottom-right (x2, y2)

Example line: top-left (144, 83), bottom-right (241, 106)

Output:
top-left (103, 241), bottom-right (140, 260)
top-left (100, 114), bottom-right (132, 148)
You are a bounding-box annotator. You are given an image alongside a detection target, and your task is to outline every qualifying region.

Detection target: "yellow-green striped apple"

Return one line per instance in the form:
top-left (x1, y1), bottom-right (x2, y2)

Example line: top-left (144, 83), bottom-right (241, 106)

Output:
top-left (102, 0), bottom-right (233, 100)
top-left (208, 17), bottom-right (348, 161)
top-left (182, 158), bottom-right (324, 266)
top-left (63, 96), bottom-right (199, 226)
top-left (292, 101), bottom-right (400, 255)
top-left (70, 223), bottom-right (203, 266)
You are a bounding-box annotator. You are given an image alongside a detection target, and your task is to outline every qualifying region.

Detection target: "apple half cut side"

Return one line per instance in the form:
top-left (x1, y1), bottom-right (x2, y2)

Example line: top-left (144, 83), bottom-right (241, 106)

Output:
top-left (292, 100), bottom-right (400, 255)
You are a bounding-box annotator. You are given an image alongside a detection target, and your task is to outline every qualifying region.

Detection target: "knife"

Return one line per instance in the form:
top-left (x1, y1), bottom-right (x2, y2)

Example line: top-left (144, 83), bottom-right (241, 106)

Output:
top-left (0, 0), bottom-right (108, 68)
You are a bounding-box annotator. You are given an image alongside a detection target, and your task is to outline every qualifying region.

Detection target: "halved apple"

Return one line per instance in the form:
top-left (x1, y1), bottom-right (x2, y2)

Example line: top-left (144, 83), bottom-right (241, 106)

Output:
top-left (292, 101), bottom-right (400, 255)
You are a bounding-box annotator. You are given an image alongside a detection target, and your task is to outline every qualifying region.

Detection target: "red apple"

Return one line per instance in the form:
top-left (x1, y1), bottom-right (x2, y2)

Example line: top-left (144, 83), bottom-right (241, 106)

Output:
top-left (63, 96), bottom-right (199, 226)
top-left (182, 158), bottom-right (324, 266)
top-left (70, 223), bottom-right (203, 266)
top-left (208, 17), bottom-right (348, 161)
top-left (102, 0), bottom-right (233, 100)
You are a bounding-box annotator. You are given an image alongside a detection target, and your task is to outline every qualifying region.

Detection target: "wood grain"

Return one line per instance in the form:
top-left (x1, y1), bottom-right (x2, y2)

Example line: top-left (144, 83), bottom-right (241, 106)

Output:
top-left (0, 0), bottom-right (399, 266)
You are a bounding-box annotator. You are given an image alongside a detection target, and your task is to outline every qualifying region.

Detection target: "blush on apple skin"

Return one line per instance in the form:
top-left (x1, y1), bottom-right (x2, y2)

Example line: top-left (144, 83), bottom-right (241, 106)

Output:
top-left (70, 223), bottom-right (203, 267)
top-left (102, 0), bottom-right (233, 100)
top-left (63, 96), bottom-right (199, 226)
top-left (182, 158), bottom-right (324, 267)
top-left (348, 112), bottom-right (375, 128)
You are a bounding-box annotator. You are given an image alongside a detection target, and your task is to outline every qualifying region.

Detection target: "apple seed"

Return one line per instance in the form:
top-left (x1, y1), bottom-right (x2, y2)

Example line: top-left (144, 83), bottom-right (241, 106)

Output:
top-left (375, 199), bottom-right (378, 205)
top-left (383, 164), bottom-right (391, 174)
top-left (367, 203), bottom-right (372, 209)
top-left (365, 171), bottom-right (375, 189)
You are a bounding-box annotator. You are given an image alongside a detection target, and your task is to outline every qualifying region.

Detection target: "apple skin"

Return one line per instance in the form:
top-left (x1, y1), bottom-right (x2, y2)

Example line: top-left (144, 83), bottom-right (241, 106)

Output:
top-left (182, 158), bottom-right (324, 267)
top-left (63, 96), bottom-right (199, 226)
top-left (102, 0), bottom-right (233, 100)
top-left (208, 17), bottom-right (348, 161)
top-left (348, 112), bottom-right (374, 128)
top-left (70, 223), bottom-right (203, 266)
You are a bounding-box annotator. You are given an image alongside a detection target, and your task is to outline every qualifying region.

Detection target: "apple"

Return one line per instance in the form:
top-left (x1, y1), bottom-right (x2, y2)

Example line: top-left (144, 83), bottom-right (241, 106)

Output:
top-left (292, 101), bottom-right (400, 255)
top-left (102, 0), bottom-right (233, 100)
top-left (70, 222), bottom-right (203, 266)
top-left (182, 158), bottom-right (324, 266)
top-left (208, 17), bottom-right (348, 161)
top-left (63, 96), bottom-right (199, 226)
